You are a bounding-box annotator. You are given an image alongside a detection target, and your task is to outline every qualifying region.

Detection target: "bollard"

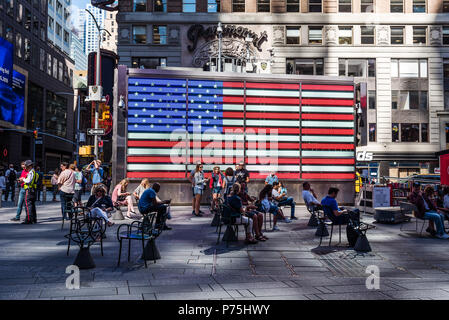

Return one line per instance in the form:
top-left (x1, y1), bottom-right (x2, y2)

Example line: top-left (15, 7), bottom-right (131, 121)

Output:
top-left (42, 186), bottom-right (46, 203)
top-left (14, 186), bottom-right (19, 206)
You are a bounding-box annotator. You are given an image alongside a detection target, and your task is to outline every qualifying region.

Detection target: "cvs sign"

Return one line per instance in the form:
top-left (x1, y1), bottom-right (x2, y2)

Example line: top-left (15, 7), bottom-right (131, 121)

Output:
top-left (357, 151), bottom-right (373, 162)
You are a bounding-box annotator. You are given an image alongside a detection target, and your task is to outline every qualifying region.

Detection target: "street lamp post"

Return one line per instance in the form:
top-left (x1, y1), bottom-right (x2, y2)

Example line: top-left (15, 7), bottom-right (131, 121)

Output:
top-left (217, 22), bottom-right (223, 72)
top-left (85, 8), bottom-right (111, 160)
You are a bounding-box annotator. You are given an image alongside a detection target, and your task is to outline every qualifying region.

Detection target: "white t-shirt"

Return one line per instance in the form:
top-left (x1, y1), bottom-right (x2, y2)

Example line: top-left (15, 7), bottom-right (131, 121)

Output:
top-left (302, 190), bottom-right (319, 206)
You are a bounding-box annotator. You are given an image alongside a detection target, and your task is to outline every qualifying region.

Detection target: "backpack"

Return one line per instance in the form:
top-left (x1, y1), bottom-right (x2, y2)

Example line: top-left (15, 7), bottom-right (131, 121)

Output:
top-left (224, 176), bottom-right (235, 197)
top-left (8, 170), bottom-right (16, 184)
top-left (36, 172), bottom-right (43, 186)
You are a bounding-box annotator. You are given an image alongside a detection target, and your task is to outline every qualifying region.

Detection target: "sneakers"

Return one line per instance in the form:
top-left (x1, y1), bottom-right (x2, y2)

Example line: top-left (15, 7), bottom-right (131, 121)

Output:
top-left (284, 218), bottom-right (292, 223)
top-left (9, 217), bottom-right (20, 221)
top-left (436, 233), bottom-right (449, 239)
top-left (290, 217), bottom-right (298, 220)
top-left (272, 225), bottom-right (280, 231)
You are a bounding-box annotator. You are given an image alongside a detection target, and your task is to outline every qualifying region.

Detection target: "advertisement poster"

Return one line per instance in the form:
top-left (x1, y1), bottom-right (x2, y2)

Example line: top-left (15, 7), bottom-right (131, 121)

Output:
top-left (0, 36), bottom-right (26, 127)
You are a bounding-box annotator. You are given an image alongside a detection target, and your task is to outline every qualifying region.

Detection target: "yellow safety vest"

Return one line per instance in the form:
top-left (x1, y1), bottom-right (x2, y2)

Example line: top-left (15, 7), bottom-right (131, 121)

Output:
top-left (24, 170), bottom-right (38, 190)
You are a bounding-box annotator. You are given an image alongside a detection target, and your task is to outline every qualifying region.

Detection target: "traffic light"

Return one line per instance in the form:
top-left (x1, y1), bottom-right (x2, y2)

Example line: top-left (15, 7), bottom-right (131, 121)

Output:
top-left (33, 130), bottom-right (38, 139)
top-left (98, 140), bottom-right (104, 148)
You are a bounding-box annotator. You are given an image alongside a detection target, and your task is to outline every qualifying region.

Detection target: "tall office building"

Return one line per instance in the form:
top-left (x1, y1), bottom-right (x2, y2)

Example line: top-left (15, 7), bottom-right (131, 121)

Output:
top-left (116, 0), bottom-right (449, 179)
top-left (84, 3), bottom-right (105, 54)
top-left (47, 0), bottom-right (72, 55)
top-left (70, 32), bottom-right (87, 71)
top-left (103, 10), bottom-right (118, 53)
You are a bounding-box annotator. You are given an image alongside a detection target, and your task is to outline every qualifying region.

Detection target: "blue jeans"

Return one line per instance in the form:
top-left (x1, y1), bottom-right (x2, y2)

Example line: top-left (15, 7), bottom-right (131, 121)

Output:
top-left (60, 191), bottom-right (74, 220)
top-left (424, 211), bottom-right (446, 236)
top-left (278, 197), bottom-right (296, 218)
top-left (268, 203), bottom-right (279, 215)
top-left (15, 188), bottom-right (26, 219)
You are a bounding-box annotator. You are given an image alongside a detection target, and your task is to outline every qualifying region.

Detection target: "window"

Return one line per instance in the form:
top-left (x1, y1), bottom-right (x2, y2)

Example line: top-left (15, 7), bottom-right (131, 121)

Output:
top-left (391, 26), bottom-right (404, 45)
top-left (286, 0), bottom-right (299, 12)
top-left (391, 90), bottom-right (428, 110)
top-left (133, 0), bottom-right (146, 11)
top-left (361, 0), bottom-right (373, 13)
top-left (339, 26), bottom-right (352, 45)
top-left (413, 27), bottom-right (426, 45)
top-left (25, 9), bottom-right (31, 30)
top-left (64, 31), bottom-right (69, 43)
top-left (56, 23), bottom-right (62, 37)
top-left (207, 0), bottom-right (219, 12)
top-left (400, 124), bottom-right (420, 142)
top-left (339, 0), bottom-right (351, 12)
top-left (132, 57), bottom-right (167, 69)
top-left (368, 90), bottom-right (376, 109)
top-left (6, 0), bottom-right (13, 16)
top-left (361, 26), bottom-right (375, 44)
top-left (392, 123), bottom-right (399, 142)
top-left (421, 123), bottom-right (428, 142)
top-left (444, 27), bottom-right (449, 45)
top-left (5, 25), bottom-right (13, 43)
top-left (257, 0), bottom-right (270, 12)
top-left (183, 0), bottom-right (196, 12)
top-left (369, 123), bottom-right (376, 142)
top-left (47, 53), bottom-right (52, 75)
top-left (308, 26), bottom-right (322, 45)
top-left (339, 59), bottom-right (376, 77)
top-left (286, 27), bottom-right (300, 45)
top-left (33, 16), bottom-right (39, 36)
top-left (46, 91), bottom-right (67, 138)
top-left (444, 0), bottom-right (449, 12)
top-left (391, 59), bottom-right (427, 78)
top-left (56, 1), bottom-right (62, 15)
top-left (33, 0), bottom-right (39, 8)
top-left (48, 16), bottom-right (54, 31)
top-left (413, 0), bottom-right (425, 13)
top-left (309, 0), bottom-right (321, 12)
top-left (286, 58), bottom-right (324, 75)
top-left (24, 37), bottom-right (31, 62)
top-left (16, 33), bottom-right (22, 58)
top-left (41, 0), bottom-right (46, 12)
top-left (64, 8), bottom-right (69, 21)
top-left (153, 25), bottom-right (167, 45)
top-left (17, 4), bottom-right (23, 24)
top-left (41, 24), bottom-right (46, 41)
top-left (53, 57), bottom-right (58, 78)
top-left (132, 26), bottom-right (146, 44)
top-left (390, 0), bottom-right (403, 13)
top-left (233, 0), bottom-right (245, 12)
top-left (39, 48), bottom-right (45, 71)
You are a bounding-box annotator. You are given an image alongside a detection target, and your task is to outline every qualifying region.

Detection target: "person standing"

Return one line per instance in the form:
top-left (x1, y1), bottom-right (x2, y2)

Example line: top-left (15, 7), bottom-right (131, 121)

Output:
top-left (193, 163), bottom-right (209, 217)
top-left (188, 161), bottom-right (202, 215)
top-left (57, 162), bottom-right (76, 221)
top-left (19, 160), bottom-right (38, 224)
top-left (10, 162), bottom-right (29, 221)
top-left (210, 166), bottom-right (225, 210)
top-left (73, 166), bottom-right (83, 207)
top-left (234, 161), bottom-right (250, 193)
top-left (51, 169), bottom-right (59, 201)
top-left (4, 164), bottom-right (17, 202)
top-left (88, 160), bottom-right (104, 194)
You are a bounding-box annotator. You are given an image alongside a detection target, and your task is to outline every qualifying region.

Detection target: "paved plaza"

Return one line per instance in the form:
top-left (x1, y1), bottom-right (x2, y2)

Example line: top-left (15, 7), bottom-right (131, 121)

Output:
top-left (1, 198), bottom-right (449, 300)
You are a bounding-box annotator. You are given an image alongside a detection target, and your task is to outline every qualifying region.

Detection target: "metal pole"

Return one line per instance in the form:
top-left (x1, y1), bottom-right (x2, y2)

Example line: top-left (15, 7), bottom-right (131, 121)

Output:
top-left (218, 23), bottom-right (222, 73)
top-left (94, 30), bottom-right (101, 160)
top-left (76, 92), bottom-right (81, 165)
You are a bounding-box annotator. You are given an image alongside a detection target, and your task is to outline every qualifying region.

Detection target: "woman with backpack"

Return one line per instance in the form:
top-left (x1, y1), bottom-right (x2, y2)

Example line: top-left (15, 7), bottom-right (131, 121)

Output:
top-left (223, 167), bottom-right (236, 200)
top-left (210, 166), bottom-right (225, 211)
top-left (193, 163), bottom-right (209, 217)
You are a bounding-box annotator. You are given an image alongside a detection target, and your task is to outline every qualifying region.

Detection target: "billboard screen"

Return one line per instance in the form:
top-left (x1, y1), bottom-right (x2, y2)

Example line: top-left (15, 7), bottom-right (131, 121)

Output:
top-left (0, 36), bottom-right (25, 127)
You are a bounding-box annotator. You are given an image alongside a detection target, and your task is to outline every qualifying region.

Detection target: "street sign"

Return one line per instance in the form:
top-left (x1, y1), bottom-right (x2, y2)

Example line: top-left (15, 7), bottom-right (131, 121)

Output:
top-left (35, 138), bottom-right (43, 145)
top-left (87, 128), bottom-right (105, 136)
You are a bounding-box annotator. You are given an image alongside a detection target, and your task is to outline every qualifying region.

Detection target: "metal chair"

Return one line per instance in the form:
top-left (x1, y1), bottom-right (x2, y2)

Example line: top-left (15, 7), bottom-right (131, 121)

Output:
top-left (399, 201), bottom-right (429, 236)
top-left (64, 206), bottom-right (107, 269)
top-left (61, 193), bottom-right (75, 230)
top-left (216, 203), bottom-right (248, 247)
top-left (306, 202), bottom-right (320, 227)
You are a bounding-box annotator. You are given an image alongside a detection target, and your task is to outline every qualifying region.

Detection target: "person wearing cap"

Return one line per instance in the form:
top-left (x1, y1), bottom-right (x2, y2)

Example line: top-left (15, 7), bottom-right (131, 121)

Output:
top-left (409, 182), bottom-right (449, 239)
top-left (235, 161), bottom-right (250, 193)
top-left (18, 160), bottom-right (38, 224)
top-left (10, 162), bottom-right (28, 221)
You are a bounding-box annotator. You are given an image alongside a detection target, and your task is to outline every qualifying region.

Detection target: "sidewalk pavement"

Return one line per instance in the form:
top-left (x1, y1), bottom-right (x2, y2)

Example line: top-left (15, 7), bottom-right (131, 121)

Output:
top-left (2, 200), bottom-right (449, 300)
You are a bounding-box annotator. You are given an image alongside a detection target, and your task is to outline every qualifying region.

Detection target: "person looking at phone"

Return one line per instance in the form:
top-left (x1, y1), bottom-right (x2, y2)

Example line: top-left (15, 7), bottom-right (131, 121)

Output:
top-left (138, 182), bottom-right (172, 230)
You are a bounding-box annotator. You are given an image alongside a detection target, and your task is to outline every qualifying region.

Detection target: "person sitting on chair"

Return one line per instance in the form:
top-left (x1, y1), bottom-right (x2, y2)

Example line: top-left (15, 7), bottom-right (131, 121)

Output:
top-left (133, 178), bottom-right (150, 203)
top-left (410, 184), bottom-right (449, 239)
top-left (302, 182), bottom-right (321, 209)
top-left (112, 179), bottom-right (136, 220)
top-left (226, 183), bottom-right (258, 244)
top-left (321, 187), bottom-right (358, 225)
top-left (238, 185), bottom-right (268, 241)
top-left (259, 184), bottom-right (291, 232)
top-left (272, 182), bottom-right (296, 220)
top-left (138, 182), bottom-right (171, 230)
top-left (86, 186), bottom-right (115, 227)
